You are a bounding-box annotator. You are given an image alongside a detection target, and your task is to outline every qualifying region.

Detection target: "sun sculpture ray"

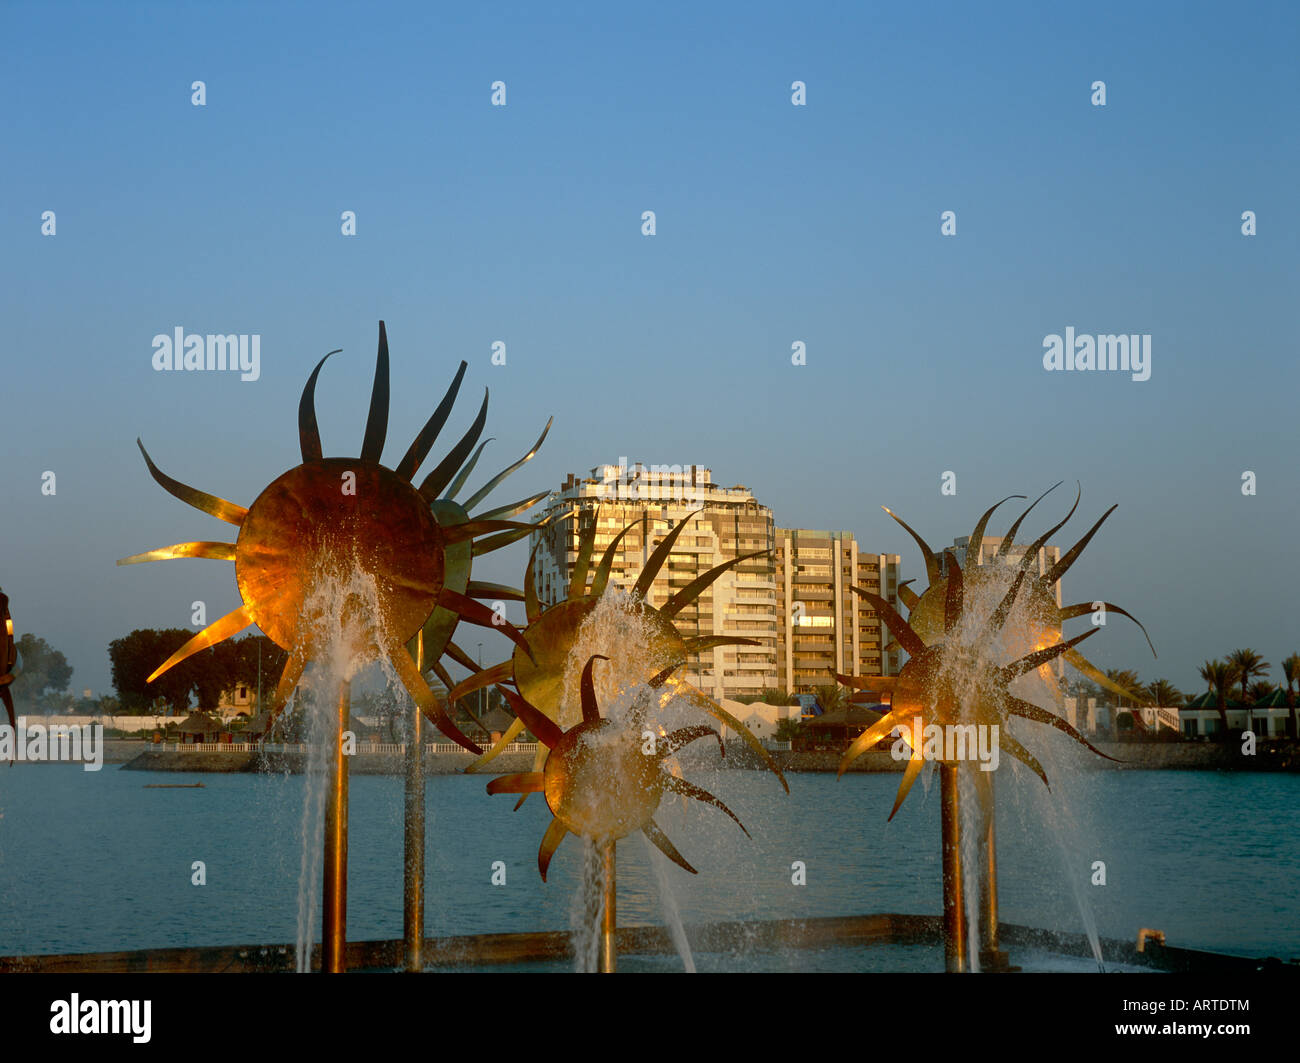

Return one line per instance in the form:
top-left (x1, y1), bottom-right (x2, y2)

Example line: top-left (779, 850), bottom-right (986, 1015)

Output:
top-left (117, 321), bottom-right (545, 752)
top-left (487, 654), bottom-right (752, 878)
top-left (399, 380), bottom-right (554, 725)
top-left (837, 485), bottom-right (1155, 819)
top-left (448, 509), bottom-right (789, 794)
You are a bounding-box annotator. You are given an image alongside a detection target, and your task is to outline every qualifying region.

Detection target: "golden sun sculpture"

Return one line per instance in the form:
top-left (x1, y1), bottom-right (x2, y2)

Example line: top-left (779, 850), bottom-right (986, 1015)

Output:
top-left (117, 321), bottom-right (544, 752)
top-left (488, 654), bottom-right (751, 878)
top-left (448, 510), bottom-right (789, 795)
top-left (0, 588), bottom-right (17, 732)
top-left (837, 485), bottom-right (1154, 819)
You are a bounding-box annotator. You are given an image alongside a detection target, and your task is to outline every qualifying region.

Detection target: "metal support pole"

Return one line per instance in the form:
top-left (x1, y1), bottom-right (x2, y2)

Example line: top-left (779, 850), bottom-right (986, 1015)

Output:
top-left (598, 841), bottom-right (616, 973)
top-left (980, 772), bottom-right (998, 953)
top-left (322, 679), bottom-right (350, 973)
top-left (403, 637), bottom-right (425, 972)
top-left (975, 767), bottom-right (1010, 970)
top-left (939, 762), bottom-right (969, 973)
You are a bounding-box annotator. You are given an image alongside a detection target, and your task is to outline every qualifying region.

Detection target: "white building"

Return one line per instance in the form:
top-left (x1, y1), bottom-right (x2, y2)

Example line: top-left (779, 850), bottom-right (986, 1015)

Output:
top-left (531, 462), bottom-right (780, 702)
top-left (774, 528), bottom-right (902, 693)
top-left (1178, 705), bottom-right (1291, 739)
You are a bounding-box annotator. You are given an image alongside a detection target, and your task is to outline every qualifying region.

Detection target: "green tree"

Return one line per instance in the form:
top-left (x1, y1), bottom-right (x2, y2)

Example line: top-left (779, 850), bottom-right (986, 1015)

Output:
top-left (109, 629), bottom-right (195, 713)
top-left (1227, 648), bottom-right (1269, 704)
top-left (816, 683), bottom-right (848, 714)
top-left (774, 718), bottom-right (801, 743)
top-left (94, 694), bottom-right (121, 716)
top-left (1143, 678), bottom-right (1183, 707)
top-left (1198, 659), bottom-right (1237, 738)
top-left (226, 634), bottom-right (288, 704)
top-left (189, 642), bottom-right (232, 710)
top-left (1103, 668), bottom-right (1143, 708)
top-left (10, 633), bottom-right (73, 708)
top-left (1282, 653), bottom-right (1300, 738)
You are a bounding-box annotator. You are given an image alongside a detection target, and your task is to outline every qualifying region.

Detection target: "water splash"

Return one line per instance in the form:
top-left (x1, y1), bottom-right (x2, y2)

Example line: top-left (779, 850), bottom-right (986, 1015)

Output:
top-left (928, 559), bottom-right (1109, 971)
top-left (555, 587), bottom-right (708, 971)
top-left (570, 839), bottom-right (604, 972)
top-left (287, 563), bottom-right (398, 972)
top-left (293, 681), bottom-right (328, 972)
top-left (643, 832), bottom-right (696, 972)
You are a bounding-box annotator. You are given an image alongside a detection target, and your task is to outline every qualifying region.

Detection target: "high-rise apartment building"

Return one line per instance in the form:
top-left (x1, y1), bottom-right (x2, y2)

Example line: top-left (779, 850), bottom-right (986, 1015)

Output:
top-left (774, 529), bottom-right (902, 694)
top-left (530, 462), bottom-right (780, 701)
top-left (948, 535), bottom-right (1062, 607)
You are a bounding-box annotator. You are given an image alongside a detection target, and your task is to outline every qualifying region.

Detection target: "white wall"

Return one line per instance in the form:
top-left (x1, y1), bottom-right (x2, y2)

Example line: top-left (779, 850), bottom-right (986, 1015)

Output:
top-left (9, 715), bottom-right (225, 733)
top-left (715, 698), bottom-right (796, 740)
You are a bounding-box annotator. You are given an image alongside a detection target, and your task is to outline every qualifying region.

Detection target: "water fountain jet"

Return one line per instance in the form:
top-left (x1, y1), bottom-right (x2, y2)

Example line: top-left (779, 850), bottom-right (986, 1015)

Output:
top-left (118, 321), bottom-right (551, 971)
top-left (837, 487), bottom-right (1154, 972)
top-left (458, 510), bottom-right (789, 971)
top-left (489, 654), bottom-right (763, 971)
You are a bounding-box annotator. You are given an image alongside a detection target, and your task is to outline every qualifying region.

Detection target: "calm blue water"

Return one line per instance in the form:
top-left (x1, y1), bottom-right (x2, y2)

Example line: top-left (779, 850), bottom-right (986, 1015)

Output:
top-left (1, 756), bottom-right (1296, 968)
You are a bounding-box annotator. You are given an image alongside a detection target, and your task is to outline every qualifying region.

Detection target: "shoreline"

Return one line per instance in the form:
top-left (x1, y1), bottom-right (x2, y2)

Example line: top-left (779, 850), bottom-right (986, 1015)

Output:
top-left (91, 739), bottom-right (1300, 775)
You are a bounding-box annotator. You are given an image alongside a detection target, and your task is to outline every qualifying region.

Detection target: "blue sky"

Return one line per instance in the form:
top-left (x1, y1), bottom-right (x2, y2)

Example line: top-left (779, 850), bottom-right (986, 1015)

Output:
top-left (1, 1), bottom-right (1297, 699)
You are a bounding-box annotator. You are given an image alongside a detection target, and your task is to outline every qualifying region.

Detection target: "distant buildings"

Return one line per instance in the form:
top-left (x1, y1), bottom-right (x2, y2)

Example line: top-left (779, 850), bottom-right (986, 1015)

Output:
top-left (1178, 693), bottom-right (1291, 739)
top-left (947, 535), bottom-right (1063, 608)
top-left (530, 462), bottom-right (905, 700)
top-left (946, 534), bottom-right (1064, 679)
top-left (218, 684), bottom-right (258, 715)
top-left (774, 529), bottom-right (901, 693)
top-left (531, 463), bottom-right (780, 702)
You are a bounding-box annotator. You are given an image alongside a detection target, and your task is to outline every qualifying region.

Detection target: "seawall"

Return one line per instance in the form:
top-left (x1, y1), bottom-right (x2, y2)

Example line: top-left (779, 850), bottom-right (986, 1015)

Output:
top-left (116, 739), bottom-right (1300, 775)
top-left (783, 740), bottom-right (1300, 773)
top-left (120, 747), bottom-right (537, 775)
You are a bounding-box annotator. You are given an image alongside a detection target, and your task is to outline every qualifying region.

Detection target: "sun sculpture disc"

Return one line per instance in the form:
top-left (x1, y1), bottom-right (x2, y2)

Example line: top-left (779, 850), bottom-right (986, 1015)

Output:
top-left (450, 509), bottom-right (789, 793)
top-left (117, 321), bottom-right (543, 750)
top-left (487, 655), bottom-right (752, 878)
top-left (837, 484), bottom-right (1155, 818)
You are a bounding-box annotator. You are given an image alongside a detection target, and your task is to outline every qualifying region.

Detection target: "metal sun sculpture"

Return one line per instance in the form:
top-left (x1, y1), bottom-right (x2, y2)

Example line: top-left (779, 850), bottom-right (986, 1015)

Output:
top-left (116, 321), bottom-right (546, 750)
top-left (837, 484), bottom-right (1155, 818)
top-left (451, 509), bottom-right (789, 794)
top-left (0, 588), bottom-right (17, 732)
top-left (486, 654), bottom-right (752, 879)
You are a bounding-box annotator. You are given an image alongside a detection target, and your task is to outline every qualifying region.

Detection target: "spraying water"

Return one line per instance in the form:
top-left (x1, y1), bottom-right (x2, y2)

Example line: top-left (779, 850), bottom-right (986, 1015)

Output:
top-left (643, 832), bottom-right (697, 972)
top-left (293, 680), bottom-right (329, 972)
top-left (918, 555), bottom-right (1110, 970)
top-left (287, 563), bottom-right (397, 971)
top-left (570, 839), bottom-right (604, 972)
top-left (960, 769), bottom-right (982, 972)
top-left (554, 588), bottom-right (712, 972)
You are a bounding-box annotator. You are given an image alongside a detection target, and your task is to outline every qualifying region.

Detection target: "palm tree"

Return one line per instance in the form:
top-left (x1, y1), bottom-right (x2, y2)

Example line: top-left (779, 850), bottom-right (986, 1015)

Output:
top-left (1100, 668), bottom-right (1143, 734)
top-left (1144, 678), bottom-right (1183, 706)
top-left (760, 687), bottom-right (798, 706)
top-left (1104, 668), bottom-right (1143, 707)
top-left (1282, 653), bottom-right (1300, 738)
top-left (1199, 659), bottom-right (1237, 738)
top-left (1227, 648), bottom-right (1269, 703)
top-left (816, 683), bottom-right (848, 714)
top-left (1248, 680), bottom-right (1275, 703)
